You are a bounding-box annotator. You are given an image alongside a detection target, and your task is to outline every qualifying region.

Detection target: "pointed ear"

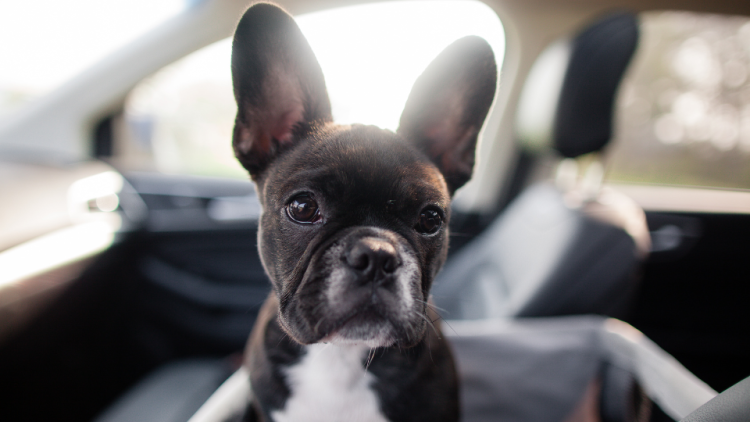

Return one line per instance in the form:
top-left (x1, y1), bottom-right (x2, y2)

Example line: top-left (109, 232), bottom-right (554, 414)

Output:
top-left (398, 36), bottom-right (497, 195)
top-left (231, 3), bottom-right (332, 179)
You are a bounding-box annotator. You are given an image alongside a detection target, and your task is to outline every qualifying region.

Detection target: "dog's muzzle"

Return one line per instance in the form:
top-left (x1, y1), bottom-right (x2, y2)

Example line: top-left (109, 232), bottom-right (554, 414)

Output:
top-left (304, 227), bottom-right (424, 346)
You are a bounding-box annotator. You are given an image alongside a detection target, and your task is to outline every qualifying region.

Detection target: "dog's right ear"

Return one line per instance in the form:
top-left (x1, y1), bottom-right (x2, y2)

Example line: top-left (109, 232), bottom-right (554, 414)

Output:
top-left (231, 3), bottom-right (332, 179)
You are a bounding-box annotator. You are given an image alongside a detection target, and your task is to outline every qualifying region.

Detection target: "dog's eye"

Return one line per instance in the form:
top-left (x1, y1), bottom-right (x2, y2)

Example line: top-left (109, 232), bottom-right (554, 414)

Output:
top-left (286, 194), bottom-right (321, 224)
top-left (415, 207), bottom-right (442, 235)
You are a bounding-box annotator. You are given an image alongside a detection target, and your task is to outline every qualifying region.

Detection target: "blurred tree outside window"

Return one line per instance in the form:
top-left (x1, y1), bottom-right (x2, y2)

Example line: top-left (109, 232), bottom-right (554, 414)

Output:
top-left (607, 11), bottom-right (750, 190)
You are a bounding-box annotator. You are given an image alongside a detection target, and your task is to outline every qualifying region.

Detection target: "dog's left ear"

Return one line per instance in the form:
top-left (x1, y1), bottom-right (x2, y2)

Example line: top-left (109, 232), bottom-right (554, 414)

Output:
top-left (398, 36), bottom-right (497, 195)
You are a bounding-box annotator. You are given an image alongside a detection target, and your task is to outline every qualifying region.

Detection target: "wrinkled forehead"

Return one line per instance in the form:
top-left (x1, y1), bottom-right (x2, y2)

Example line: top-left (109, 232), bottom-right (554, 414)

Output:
top-left (264, 125), bottom-right (450, 207)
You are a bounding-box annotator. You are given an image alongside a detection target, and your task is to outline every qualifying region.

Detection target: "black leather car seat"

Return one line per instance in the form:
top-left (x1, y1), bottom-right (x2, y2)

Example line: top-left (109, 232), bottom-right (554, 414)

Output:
top-left (433, 12), bottom-right (650, 319)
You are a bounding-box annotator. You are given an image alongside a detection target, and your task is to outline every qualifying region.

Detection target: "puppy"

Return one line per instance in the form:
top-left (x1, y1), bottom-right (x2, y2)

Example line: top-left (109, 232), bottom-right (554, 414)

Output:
top-left (230, 4), bottom-right (496, 421)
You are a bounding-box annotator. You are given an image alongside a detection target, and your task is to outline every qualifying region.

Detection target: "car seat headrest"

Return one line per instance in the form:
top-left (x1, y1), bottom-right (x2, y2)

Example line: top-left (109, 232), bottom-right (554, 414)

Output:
top-left (516, 12), bottom-right (639, 158)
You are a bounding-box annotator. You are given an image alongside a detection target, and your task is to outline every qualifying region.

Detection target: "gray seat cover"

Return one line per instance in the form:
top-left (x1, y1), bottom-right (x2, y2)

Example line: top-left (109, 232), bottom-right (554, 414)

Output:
top-left (181, 317), bottom-right (715, 422)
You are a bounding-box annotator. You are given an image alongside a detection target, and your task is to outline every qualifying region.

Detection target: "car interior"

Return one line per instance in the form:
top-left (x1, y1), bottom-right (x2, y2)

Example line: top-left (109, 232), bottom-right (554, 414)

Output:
top-left (0, 0), bottom-right (749, 421)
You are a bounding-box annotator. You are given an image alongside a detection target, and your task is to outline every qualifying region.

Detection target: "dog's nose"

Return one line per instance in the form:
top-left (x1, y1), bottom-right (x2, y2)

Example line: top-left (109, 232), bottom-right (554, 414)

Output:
top-left (346, 238), bottom-right (401, 280)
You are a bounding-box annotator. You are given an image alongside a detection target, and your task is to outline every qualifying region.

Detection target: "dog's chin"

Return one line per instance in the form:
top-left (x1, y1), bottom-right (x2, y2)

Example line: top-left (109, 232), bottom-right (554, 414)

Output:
top-left (321, 332), bottom-right (396, 348)
top-left (319, 319), bottom-right (398, 348)
top-left (314, 308), bottom-right (427, 348)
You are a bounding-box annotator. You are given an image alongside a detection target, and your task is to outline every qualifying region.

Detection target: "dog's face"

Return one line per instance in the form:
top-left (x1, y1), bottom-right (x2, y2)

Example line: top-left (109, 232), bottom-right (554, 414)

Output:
top-left (231, 3), bottom-right (496, 348)
top-left (255, 125), bottom-right (451, 348)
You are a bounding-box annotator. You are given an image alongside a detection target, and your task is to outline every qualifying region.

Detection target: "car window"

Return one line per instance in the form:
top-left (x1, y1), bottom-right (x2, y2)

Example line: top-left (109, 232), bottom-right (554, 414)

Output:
top-left (0, 0), bottom-right (185, 121)
top-left (606, 11), bottom-right (750, 190)
top-left (117, 1), bottom-right (505, 179)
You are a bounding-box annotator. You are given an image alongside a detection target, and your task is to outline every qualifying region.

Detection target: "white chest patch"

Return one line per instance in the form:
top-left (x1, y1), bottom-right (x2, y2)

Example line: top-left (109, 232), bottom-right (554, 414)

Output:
top-left (271, 343), bottom-right (390, 422)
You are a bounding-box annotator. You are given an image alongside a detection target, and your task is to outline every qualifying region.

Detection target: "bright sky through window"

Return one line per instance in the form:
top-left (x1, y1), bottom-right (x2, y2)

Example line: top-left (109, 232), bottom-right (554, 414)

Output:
top-left (122, 1), bottom-right (505, 178)
top-left (0, 1), bottom-right (504, 131)
top-left (297, 1), bottom-right (505, 131)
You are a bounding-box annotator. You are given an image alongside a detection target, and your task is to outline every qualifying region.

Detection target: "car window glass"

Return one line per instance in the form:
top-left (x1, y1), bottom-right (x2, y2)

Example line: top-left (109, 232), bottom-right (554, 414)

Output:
top-left (118, 0), bottom-right (505, 179)
top-left (606, 11), bottom-right (750, 190)
top-left (0, 0), bottom-right (185, 122)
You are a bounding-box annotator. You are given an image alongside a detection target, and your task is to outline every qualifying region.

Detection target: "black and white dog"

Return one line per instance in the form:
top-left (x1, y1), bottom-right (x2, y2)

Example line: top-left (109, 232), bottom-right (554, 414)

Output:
top-left (230, 3), bottom-right (496, 421)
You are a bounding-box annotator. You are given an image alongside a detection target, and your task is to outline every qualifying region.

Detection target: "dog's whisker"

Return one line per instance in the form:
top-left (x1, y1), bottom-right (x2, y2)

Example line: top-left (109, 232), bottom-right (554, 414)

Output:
top-left (364, 347), bottom-right (376, 371)
top-left (313, 317), bottom-right (325, 335)
top-left (414, 310), bottom-right (439, 337)
top-left (414, 301), bottom-right (446, 323)
top-left (311, 342), bottom-right (332, 361)
top-left (441, 318), bottom-right (459, 337)
top-left (312, 301), bottom-right (327, 312)
top-left (415, 298), bottom-right (447, 314)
